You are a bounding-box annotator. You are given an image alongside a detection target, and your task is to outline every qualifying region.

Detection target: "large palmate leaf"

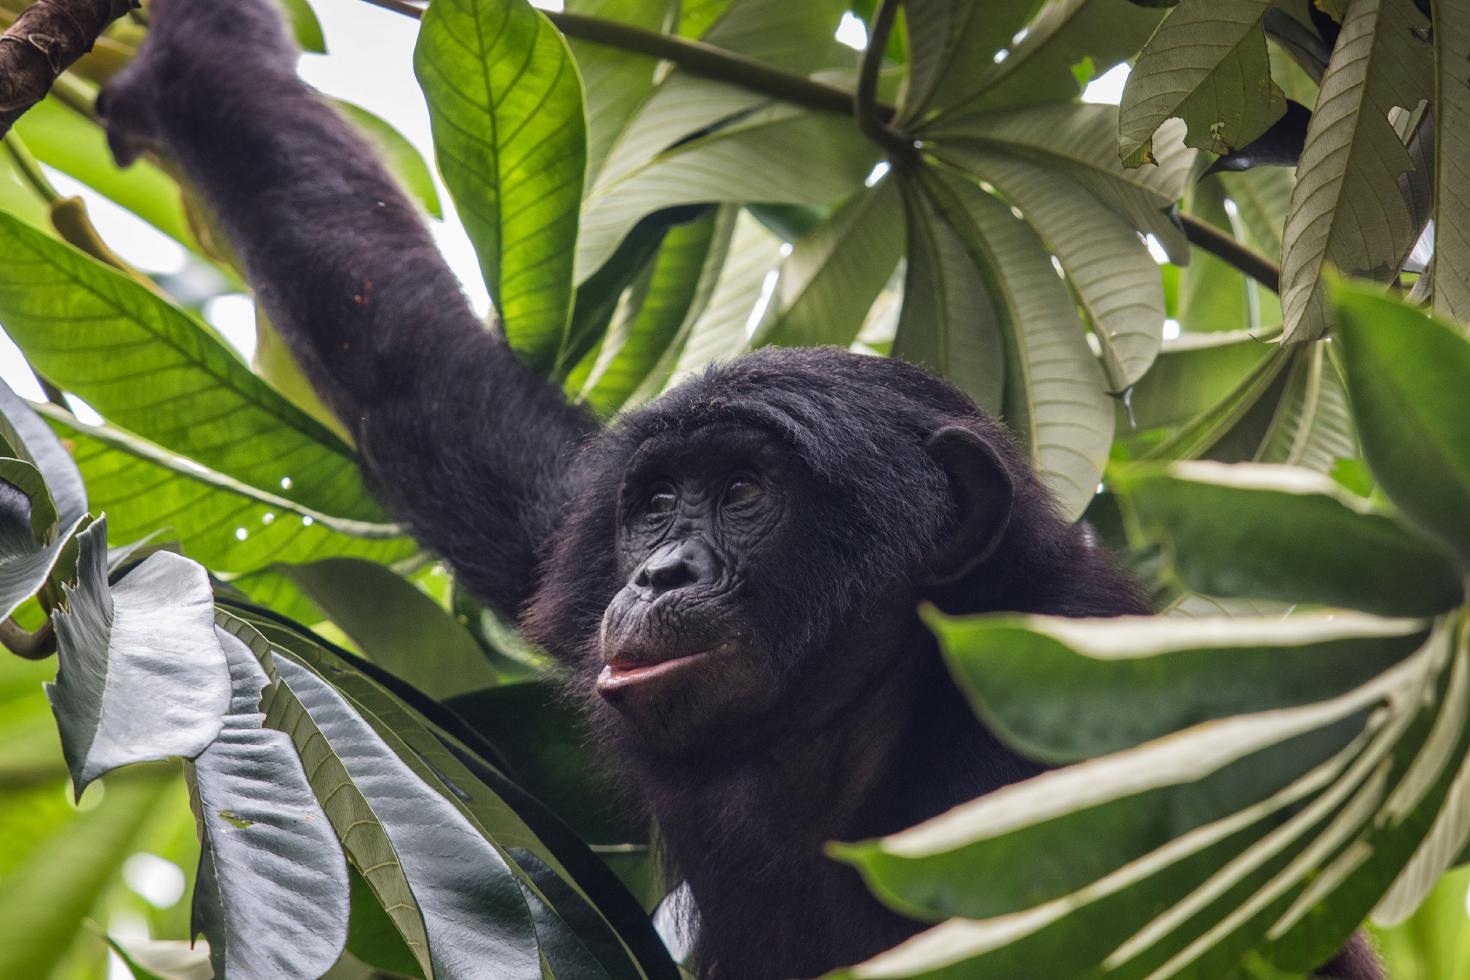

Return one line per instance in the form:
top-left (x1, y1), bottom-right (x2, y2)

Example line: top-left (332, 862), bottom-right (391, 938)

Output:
top-left (919, 0), bottom-right (1165, 121)
top-left (834, 609), bottom-right (1468, 978)
top-left (1332, 285), bottom-right (1470, 562)
top-left (897, 0), bottom-right (1042, 125)
top-left (942, 147), bottom-right (1163, 389)
top-left (416, 0), bottom-right (586, 373)
top-left (576, 105), bottom-right (875, 282)
top-left (589, 0), bottom-right (847, 199)
top-left (1120, 462), bottom-right (1463, 618)
top-left (933, 104), bottom-right (1196, 261)
top-left (40, 406), bottom-right (415, 575)
top-left (1119, 0), bottom-right (1286, 168)
top-left (1279, 0), bottom-right (1432, 342)
top-left (934, 172), bottom-right (1114, 520)
top-left (581, 209), bottom-right (725, 415)
top-left (187, 625), bottom-right (348, 980)
top-left (1430, 0), bottom-right (1470, 322)
top-left (46, 520), bottom-right (230, 795)
top-left (0, 211), bottom-right (386, 522)
top-left (759, 178), bottom-right (904, 350)
top-left (892, 172), bottom-right (1006, 415)
top-left (662, 208), bottom-right (785, 387)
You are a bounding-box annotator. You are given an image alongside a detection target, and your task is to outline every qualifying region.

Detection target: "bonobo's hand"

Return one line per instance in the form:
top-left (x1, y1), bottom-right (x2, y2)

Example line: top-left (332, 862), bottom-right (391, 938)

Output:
top-left (96, 0), bottom-right (298, 166)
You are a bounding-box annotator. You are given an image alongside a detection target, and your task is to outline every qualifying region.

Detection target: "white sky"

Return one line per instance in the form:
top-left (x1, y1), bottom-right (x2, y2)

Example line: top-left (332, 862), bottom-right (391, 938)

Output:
top-left (0, 2), bottom-right (1132, 405)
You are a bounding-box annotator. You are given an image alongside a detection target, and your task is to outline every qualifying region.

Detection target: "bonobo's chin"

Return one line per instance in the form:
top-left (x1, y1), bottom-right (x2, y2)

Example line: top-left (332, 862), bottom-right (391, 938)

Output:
top-left (594, 636), bottom-right (778, 747)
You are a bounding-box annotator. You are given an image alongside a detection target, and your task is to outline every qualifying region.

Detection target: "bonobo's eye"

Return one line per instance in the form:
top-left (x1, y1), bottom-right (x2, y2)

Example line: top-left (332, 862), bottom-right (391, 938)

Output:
top-left (645, 482), bottom-right (678, 520)
top-left (722, 472), bottom-right (764, 509)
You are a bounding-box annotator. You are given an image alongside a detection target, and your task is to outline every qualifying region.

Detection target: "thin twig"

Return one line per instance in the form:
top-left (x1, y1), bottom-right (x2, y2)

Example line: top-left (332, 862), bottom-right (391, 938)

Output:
top-left (356, 0), bottom-right (897, 123)
top-left (1181, 212), bottom-right (1281, 294)
top-left (0, 0), bottom-right (135, 138)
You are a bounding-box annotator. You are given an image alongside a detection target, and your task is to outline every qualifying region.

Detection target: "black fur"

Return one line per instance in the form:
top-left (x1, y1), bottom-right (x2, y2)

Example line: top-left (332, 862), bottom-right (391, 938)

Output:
top-left (98, 3), bottom-right (1381, 978)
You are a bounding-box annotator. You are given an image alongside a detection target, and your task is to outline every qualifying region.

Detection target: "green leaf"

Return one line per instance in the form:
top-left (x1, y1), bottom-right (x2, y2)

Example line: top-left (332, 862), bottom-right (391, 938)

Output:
top-left (334, 101), bottom-right (442, 219)
top-left (758, 179), bottom-right (904, 349)
top-left (46, 520), bottom-right (230, 795)
top-left (932, 104), bottom-right (1196, 261)
top-left (1216, 166), bottom-right (1294, 259)
top-left (939, 172), bottom-right (1116, 519)
top-left (416, 0), bottom-right (587, 373)
top-left (1279, 0), bottom-right (1432, 342)
top-left (565, 0), bottom-right (669, 184)
top-left (1120, 461), bottom-right (1463, 617)
top-left (1120, 329), bottom-right (1272, 434)
top-left (1332, 284), bottom-right (1470, 562)
top-left (944, 148), bottom-right (1164, 389)
top-left (0, 374), bottom-right (85, 526)
top-left (581, 209), bottom-right (723, 414)
top-left (186, 625), bottom-right (349, 980)
top-left (1119, 0), bottom-right (1286, 167)
top-left (40, 406), bottom-right (414, 576)
top-left (922, 0), bottom-right (1166, 119)
top-left (934, 607), bottom-right (1429, 763)
top-left (0, 212), bottom-right (388, 522)
top-left (834, 615), bottom-right (1462, 978)
top-left (1429, 0), bottom-right (1470, 322)
top-left (1252, 341), bottom-right (1356, 471)
top-left (898, 0), bottom-right (1042, 124)
top-left (263, 645), bottom-right (543, 978)
top-left (281, 0), bottom-right (327, 54)
top-left (576, 106), bottom-right (875, 283)
top-left (892, 172), bottom-right (1006, 415)
top-left (105, 936), bottom-right (213, 980)
top-left (276, 557), bottom-right (501, 699)
top-left (664, 208), bottom-right (784, 382)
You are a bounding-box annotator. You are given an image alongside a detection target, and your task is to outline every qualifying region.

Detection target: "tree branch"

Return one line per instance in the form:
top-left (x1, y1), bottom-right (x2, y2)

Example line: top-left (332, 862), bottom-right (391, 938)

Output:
top-left (1181, 212), bottom-right (1281, 294)
top-left (356, 0), bottom-right (897, 123)
top-left (0, 0), bottom-right (136, 138)
top-left (855, 0), bottom-right (906, 154)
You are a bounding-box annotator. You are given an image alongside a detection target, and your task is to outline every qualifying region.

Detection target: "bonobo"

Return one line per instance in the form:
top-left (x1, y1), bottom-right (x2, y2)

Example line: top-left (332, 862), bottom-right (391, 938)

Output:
top-left (97, 2), bottom-right (1381, 977)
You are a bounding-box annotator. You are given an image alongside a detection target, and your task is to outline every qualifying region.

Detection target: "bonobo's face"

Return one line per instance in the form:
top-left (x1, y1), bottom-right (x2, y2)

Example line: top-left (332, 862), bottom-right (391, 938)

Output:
top-left (596, 424), bottom-right (793, 741)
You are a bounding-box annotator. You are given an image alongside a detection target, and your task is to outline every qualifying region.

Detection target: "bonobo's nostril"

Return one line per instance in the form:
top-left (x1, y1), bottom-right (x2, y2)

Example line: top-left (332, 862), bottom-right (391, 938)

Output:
top-left (634, 541), bottom-right (718, 596)
top-left (643, 557), bottom-right (694, 590)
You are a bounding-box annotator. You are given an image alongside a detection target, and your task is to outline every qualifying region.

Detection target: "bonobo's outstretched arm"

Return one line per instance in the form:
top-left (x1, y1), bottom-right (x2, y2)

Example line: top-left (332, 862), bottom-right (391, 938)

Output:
top-left (99, 0), bottom-right (595, 616)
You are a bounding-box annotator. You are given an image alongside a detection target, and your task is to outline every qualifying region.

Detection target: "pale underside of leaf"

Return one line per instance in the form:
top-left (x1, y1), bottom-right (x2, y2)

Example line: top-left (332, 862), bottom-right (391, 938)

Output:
top-left (1430, 0), bottom-right (1470, 322)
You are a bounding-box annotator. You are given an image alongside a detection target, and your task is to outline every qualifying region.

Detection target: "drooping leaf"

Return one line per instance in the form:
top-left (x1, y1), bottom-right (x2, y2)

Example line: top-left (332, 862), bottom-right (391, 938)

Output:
top-left (0, 212), bottom-right (387, 522)
top-left (1278, 0), bottom-right (1432, 342)
top-left (265, 649), bottom-right (544, 979)
top-left (577, 106), bottom-right (875, 282)
top-left (1119, 0), bottom-right (1286, 167)
top-left (187, 625), bottom-right (349, 980)
top-left (47, 520), bottom-right (230, 796)
top-left (759, 179), bottom-right (904, 349)
top-left (940, 172), bottom-right (1115, 519)
top-left (1430, 0), bottom-right (1470, 322)
top-left (1120, 462), bottom-right (1462, 617)
top-left (334, 101), bottom-right (442, 219)
top-left (943, 147), bottom-right (1164, 388)
top-left (416, 0), bottom-right (586, 373)
top-left (40, 406), bottom-right (415, 576)
top-left (932, 105), bottom-right (1196, 261)
top-left (892, 171), bottom-right (1006, 415)
top-left (275, 557), bottom-right (500, 699)
top-left (1332, 284), bottom-right (1470, 562)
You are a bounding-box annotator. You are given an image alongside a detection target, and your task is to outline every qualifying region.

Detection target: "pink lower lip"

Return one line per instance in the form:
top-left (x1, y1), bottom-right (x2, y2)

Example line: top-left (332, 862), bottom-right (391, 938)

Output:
top-left (597, 650), bottom-right (715, 692)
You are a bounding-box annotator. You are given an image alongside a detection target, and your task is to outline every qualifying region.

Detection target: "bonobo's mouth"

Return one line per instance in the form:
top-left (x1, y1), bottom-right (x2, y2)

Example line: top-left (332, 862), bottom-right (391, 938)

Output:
top-left (595, 648), bottom-right (718, 695)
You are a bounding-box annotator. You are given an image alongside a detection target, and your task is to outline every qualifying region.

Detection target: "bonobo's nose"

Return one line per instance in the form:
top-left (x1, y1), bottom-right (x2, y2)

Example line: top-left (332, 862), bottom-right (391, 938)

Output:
top-left (634, 539), bottom-right (720, 597)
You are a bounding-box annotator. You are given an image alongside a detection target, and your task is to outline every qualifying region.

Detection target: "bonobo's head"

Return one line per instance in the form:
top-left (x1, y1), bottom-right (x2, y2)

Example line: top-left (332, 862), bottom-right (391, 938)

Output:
top-left (525, 348), bottom-right (1042, 755)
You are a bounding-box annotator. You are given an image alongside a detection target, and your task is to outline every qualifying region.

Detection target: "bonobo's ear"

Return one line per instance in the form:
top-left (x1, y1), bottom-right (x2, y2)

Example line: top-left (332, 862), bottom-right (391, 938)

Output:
top-left (922, 425), bottom-right (1014, 584)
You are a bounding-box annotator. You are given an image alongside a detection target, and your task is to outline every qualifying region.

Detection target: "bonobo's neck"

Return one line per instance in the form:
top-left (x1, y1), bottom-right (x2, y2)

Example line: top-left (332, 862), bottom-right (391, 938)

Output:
top-left (638, 621), bottom-right (1020, 979)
